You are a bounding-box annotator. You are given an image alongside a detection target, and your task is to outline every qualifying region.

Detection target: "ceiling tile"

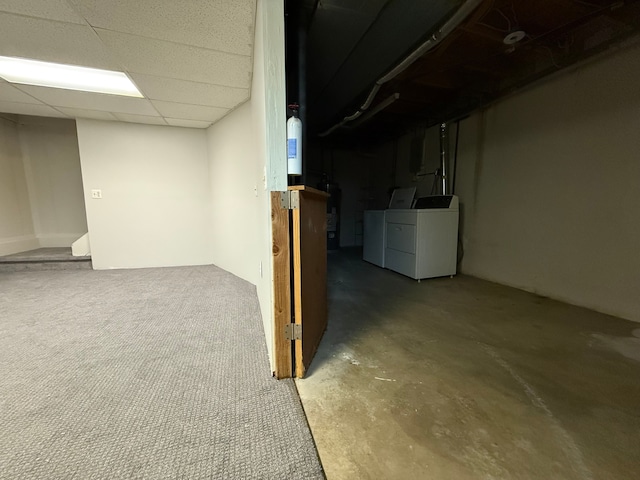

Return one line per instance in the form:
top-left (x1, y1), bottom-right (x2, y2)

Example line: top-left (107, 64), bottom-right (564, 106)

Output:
top-left (131, 74), bottom-right (249, 108)
top-left (68, 0), bottom-right (255, 56)
top-left (165, 118), bottom-right (213, 129)
top-left (151, 101), bottom-right (228, 122)
top-left (17, 115), bottom-right (75, 126)
top-left (112, 113), bottom-right (168, 126)
top-left (96, 29), bottom-right (252, 88)
top-left (0, 81), bottom-right (42, 104)
top-left (0, 13), bottom-right (120, 70)
top-left (0, 100), bottom-right (68, 118)
top-left (55, 107), bottom-right (117, 121)
top-left (0, 0), bottom-right (87, 24)
top-left (14, 85), bottom-right (159, 116)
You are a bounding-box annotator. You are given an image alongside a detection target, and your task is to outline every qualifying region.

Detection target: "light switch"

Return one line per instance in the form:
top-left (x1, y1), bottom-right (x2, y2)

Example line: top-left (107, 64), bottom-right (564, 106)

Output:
top-left (91, 189), bottom-right (102, 199)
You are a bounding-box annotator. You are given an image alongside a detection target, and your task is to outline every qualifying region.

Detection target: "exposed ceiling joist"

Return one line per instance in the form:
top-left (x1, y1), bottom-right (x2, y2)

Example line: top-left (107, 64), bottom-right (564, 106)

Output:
top-left (302, 0), bottom-right (640, 142)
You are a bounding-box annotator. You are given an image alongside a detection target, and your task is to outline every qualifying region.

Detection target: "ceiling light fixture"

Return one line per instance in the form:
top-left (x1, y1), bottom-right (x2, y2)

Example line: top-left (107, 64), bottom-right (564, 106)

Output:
top-left (0, 56), bottom-right (143, 98)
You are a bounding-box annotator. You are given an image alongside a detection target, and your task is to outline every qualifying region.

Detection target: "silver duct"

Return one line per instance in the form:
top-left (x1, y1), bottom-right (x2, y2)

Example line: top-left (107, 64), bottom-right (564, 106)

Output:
top-left (440, 122), bottom-right (449, 195)
top-left (318, 0), bottom-right (483, 137)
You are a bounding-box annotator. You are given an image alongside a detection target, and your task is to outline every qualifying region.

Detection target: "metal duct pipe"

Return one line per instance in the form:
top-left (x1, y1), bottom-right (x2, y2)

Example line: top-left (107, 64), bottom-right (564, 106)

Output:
top-left (298, 7), bottom-right (308, 185)
top-left (318, 0), bottom-right (483, 137)
top-left (347, 93), bottom-right (400, 128)
top-left (440, 122), bottom-right (449, 195)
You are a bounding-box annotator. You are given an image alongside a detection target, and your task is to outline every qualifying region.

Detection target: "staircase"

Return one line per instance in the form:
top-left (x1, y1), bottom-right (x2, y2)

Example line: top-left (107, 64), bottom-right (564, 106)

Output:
top-left (0, 248), bottom-right (92, 272)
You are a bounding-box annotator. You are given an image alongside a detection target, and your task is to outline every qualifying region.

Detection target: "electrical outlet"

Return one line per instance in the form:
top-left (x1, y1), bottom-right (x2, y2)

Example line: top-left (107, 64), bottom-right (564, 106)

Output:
top-left (91, 189), bottom-right (102, 199)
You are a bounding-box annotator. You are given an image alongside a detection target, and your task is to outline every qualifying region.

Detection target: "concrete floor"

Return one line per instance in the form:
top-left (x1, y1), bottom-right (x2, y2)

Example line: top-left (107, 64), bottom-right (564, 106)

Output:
top-left (296, 249), bottom-right (640, 480)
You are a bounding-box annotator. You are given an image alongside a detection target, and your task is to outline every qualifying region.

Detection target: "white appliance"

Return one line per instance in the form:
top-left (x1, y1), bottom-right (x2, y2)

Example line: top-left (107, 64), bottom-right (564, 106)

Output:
top-left (388, 187), bottom-right (416, 209)
top-left (384, 195), bottom-right (459, 280)
top-left (363, 187), bottom-right (415, 267)
top-left (363, 210), bottom-right (386, 267)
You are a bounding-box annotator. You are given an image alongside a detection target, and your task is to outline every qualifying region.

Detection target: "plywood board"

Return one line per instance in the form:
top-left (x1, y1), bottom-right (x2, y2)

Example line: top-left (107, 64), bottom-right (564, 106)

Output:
top-left (290, 186), bottom-right (329, 378)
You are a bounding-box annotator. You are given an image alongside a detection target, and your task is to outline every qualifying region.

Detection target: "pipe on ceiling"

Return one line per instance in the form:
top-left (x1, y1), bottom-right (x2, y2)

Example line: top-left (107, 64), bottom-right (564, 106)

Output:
top-left (440, 122), bottom-right (449, 195)
top-left (318, 0), bottom-right (483, 137)
top-left (347, 92), bottom-right (400, 128)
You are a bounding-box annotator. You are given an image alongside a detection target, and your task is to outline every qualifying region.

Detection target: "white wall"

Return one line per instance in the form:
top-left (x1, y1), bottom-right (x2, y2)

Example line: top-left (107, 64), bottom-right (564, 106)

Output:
top-left (206, 0), bottom-right (286, 371)
top-left (206, 102), bottom-right (259, 283)
top-left (0, 115), bottom-right (38, 255)
top-left (76, 119), bottom-right (212, 270)
top-left (0, 114), bottom-right (87, 255)
top-left (18, 116), bottom-right (87, 247)
top-left (455, 40), bottom-right (640, 322)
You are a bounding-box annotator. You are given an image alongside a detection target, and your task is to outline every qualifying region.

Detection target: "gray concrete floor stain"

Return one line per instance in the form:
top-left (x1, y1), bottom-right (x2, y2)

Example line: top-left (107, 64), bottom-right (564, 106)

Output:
top-left (296, 249), bottom-right (640, 480)
top-left (591, 329), bottom-right (640, 363)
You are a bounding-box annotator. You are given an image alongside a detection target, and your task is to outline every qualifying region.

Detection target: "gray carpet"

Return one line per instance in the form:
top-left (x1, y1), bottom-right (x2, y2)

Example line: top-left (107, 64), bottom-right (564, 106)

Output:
top-left (0, 265), bottom-right (323, 479)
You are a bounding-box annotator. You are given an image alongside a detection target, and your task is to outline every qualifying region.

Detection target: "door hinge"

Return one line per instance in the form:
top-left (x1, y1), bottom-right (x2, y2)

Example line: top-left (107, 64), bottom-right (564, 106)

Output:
top-left (284, 323), bottom-right (302, 341)
top-left (279, 190), bottom-right (300, 210)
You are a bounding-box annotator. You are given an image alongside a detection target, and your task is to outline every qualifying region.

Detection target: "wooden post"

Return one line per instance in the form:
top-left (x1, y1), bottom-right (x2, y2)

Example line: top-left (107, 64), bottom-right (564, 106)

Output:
top-left (271, 192), bottom-right (292, 378)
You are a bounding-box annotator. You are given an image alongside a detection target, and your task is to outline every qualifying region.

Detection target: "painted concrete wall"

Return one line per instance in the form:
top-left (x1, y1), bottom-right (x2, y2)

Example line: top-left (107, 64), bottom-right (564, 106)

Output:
top-left (76, 119), bottom-right (212, 270)
top-left (329, 145), bottom-right (395, 247)
top-left (18, 116), bottom-right (87, 247)
top-left (455, 40), bottom-right (640, 322)
top-left (206, 0), bottom-right (286, 371)
top-left (309, 127), bottom-right (446, 248)
top-left (0, 115), bottom-right (38, 255)
top-left (336, 153), bottom-right (366, 247)
top-left (394, 127), bottom-right (445, 197)
top-left (306, 143), bottom-right (394, 248)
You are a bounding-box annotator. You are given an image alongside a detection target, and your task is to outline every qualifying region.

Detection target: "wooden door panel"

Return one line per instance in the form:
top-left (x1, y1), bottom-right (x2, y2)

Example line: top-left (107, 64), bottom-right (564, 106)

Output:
top-left (290, 186), bottom-right (328, 378)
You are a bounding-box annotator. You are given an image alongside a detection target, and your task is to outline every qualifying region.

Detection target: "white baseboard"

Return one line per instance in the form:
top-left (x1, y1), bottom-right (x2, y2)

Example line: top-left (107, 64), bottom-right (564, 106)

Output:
top-left (37, 233), bottom-right (85, 248)
top-left (0, 235), bottom-right (39, 256)
top-left (71, 233), bottom-right (91, 256)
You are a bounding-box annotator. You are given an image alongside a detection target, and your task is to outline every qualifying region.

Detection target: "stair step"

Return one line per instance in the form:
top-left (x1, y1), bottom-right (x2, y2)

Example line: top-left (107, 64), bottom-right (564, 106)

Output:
top-left (0, 248), bottom-right (92, 272)
top-left (0, 260), bottom-right (92, 273)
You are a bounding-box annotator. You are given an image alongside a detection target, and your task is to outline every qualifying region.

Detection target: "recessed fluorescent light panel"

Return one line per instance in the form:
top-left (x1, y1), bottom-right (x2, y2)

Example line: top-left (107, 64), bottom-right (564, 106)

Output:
top-left (0, 56), bottom-right (143, 97)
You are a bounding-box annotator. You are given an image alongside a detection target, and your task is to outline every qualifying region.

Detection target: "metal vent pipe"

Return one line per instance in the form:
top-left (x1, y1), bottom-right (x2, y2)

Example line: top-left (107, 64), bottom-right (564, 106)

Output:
top-left (318, 0), bottom-right (483, 137)
top-left (440, 122), bottom-right (449, 195)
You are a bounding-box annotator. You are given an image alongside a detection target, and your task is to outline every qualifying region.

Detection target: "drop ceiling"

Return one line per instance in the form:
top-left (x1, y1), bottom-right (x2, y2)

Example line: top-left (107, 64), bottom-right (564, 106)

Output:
top-left (0, 0), bottom-right (256, 128)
